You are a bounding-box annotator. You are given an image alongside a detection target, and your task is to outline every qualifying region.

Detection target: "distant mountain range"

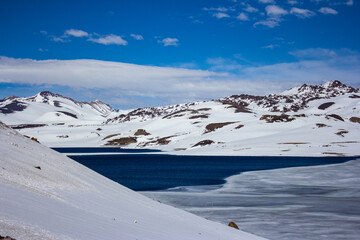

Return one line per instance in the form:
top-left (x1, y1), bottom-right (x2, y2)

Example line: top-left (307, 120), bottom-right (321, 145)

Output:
top-left (1, 80), bottom-right (359, 156)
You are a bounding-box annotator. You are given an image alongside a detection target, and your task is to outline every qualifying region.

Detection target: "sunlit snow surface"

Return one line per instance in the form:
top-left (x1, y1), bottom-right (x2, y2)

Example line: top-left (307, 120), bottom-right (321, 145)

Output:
top-left (0, 123), bottom-right (266, 240)
top-left (143, 159), bottom-right (360, 240)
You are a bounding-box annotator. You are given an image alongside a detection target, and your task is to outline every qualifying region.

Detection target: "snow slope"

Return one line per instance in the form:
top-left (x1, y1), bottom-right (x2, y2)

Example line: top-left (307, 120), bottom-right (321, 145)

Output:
top-left (1, 80), bottom-right (360, 156)
top-left (0, 122), bottom-right (266, 240)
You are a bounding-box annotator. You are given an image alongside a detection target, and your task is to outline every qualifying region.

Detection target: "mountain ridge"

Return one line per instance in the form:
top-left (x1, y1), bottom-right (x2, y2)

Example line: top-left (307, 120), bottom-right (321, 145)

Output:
top-left (0, 80), bottom-right (359, 156)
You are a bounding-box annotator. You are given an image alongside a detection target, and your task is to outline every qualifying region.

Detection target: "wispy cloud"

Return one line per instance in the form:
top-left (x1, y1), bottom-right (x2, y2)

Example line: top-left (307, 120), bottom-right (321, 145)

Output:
top-left (287, 0), bottom-right (299, 5)
top-left (203, 7), bottom-right (229, 12)
top-left (88, 34), bottom-right (128, 45)
top-left (65, 29), bottom-right (89, 38)
top-left (130, 34), bottom-right (144, 40)
top-left (243, 4), bottom-right (259, 13)
top-left (42, 29), bottom-right (129, 46)
top-left (259, 0), bottom-right (276, 4)
top-left (263, 44), bottom-right (279, 49)
top-left (288, 48), bottom-right (355, 59)
top-left (254, 18), bottom-right (281, 28)
top-left (266, 5), bottom-right (288, 16)
top-left (319, 7), bottom-right (338, 15)
top-left (212, 12), bottom-right (230, 19)
top-left (158, 38), bottom-right (179, 46)
top-left (290, 7), bottom-right (316, 18)
top-left (345, 0), bottom-right (354, 6)
top-left (237, 12), bottom-right (249, 21)
top-left (1, 55), bottom-right (359, 108)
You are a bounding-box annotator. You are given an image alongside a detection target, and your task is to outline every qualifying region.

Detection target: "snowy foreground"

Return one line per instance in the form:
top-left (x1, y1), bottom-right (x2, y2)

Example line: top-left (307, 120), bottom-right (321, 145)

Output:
top-left (0, 122), bottom-right (266, 240)
top-left (144, 159), bottom-right (360, 240)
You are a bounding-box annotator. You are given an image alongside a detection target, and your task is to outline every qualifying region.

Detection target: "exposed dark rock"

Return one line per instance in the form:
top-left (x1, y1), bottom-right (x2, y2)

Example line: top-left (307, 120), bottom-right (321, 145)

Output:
top-left (34, 166), bottom-right (41, 170)
top-left (335, 130), bottom-right (349, 137)
top-left (57, 111), bottom-right (77, 119)
top-left (106, 137), bottom-right (137, 146)
top-left (134, 129), bottom-right (150, 136)
top-left (192, 140), bottom-right (215, 147)
top-left (318, 102), bottom-right (335, 110)
top-left (189, 114), bottom-right (209, 119)
top-left (102, 133), bottom-right (121, 140)
top-left (142, 136), bottom-right (174, 146)
top-left (349, 117), bottom-right (360, 124)
top-left (260, 114), bottom-right (295, 123)
top-left (57, 135), bottom-right (69, 138)
top-left (349, 94), bottom-right (360, 98)
top-left (196, 108), bottom-right (212, 111)
top-left (9, 124), bottom-right (48, 129)
top-left (316, 123), bottom-right (329, 128)
top-left (163, 109), bottom-right (198, 119)
top-left (326, 114), bottom-right (344, 122)
top-left (0, 236), bottom-right (16, 240)
top-left (235, 124), bottom-right (244, 129)
top-left (228, 221), bottom-right (239, 230)
top-left (0, 100), bottom-right (28, 114)
top-left (205, 122), bottom-right (236, 133)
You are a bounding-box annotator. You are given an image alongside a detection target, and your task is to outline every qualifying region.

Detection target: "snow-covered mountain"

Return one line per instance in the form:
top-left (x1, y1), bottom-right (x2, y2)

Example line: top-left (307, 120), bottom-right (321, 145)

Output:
top-left (0, 121), bottom-right (265, 240)
top-left (1, 80), bottom-right (359, 156)
top-left (0, 91), bottom-right (119, 125)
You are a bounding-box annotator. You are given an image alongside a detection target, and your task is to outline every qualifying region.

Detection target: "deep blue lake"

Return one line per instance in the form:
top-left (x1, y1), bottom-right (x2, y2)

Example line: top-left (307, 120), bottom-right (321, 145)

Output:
top-left (53, 148), bottom-right (358, 191)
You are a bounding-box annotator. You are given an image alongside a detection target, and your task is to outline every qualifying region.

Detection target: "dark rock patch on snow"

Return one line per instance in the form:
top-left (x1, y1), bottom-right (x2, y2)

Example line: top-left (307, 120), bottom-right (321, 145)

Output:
top-left (192, 140), bottom-right (215, 147)
top-left (106, 137), bottom-right (137, 146)
top-left (10, 124), bottom-right (48, 129)
top-left (349, 117), bottom-right (360, 124)
top-left (0, 100), bottom-right (28, 114)
top-left (57, 111), bottom-right (77, 119)
top-left (134, 129), bottom-right (150, 136)
top-left (205, 122), bottom-right (236, 133)
top-left (260, 114), bottom-right (295, 123)
top-left (326, 114), bottom-right (344, 122)
top-left (318, 102), bottom-right (335, 110)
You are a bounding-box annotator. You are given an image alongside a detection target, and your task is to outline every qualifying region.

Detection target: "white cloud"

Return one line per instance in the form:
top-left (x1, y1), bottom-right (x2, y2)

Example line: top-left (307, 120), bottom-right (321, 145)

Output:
top-left (65, 29), bottom-right (89, 38)
top-left (203, 7), bottom-right (228, 12)
top-left (40, 30), bottom-right (48, 35)
top-left (51, 36), bottom-right (67, 42)
top-left (289, 48), bottom-right (338, 59)
top-left (212, 12), bottom-right (230, 19)
top-left (319, 7), bottom-right (338, 15)
top-left (254, 18), bottom-right (281, 28)
top-left (1, 55), bottom-right (359, 108)
top-left (158, 38), bottom-right (179, 46)
top-left (88, 34), bottom-right (128, 45)
top-left (345, 0), bottom-right (354, 6)
top-left (266, 5), bottom-right (288, 16)
top-left (287, 0), bottom-right (299, 5)
top-left (263, 44), bottom-right (279, 49)
top-left (244, 4), bottom-right (259, 13)
top-left (237, 12), bottom-right (249, 21)
top-left (259, 0), bottom-right (276, 4)
top-left (130, 34), bottom-right (144, 40)
top-left (290, 7), bottom-right (316, 18)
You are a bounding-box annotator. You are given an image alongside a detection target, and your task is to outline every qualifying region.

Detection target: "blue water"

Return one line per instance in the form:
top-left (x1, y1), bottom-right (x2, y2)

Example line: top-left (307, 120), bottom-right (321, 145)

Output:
top-left (53, 148), bottom-right (359, 191)
top-left (52, 147), bottom-right (161, 153)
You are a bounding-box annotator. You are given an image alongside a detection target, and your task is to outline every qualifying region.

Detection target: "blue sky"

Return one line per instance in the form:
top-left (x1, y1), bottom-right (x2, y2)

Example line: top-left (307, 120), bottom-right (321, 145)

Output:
top-left (0, 0), bottom-right (359, 108)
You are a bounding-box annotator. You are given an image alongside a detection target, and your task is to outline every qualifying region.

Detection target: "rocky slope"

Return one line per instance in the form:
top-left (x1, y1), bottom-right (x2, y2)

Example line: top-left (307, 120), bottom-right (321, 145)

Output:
top-left (0, 80), bottom-right (359, 156)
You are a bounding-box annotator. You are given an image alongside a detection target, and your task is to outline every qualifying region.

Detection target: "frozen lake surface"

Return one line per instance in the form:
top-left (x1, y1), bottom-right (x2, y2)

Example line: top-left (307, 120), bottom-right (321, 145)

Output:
top-left (143, 159), bottom-right (360, 240)
top-left (54, 148), bottom-right (360, 239)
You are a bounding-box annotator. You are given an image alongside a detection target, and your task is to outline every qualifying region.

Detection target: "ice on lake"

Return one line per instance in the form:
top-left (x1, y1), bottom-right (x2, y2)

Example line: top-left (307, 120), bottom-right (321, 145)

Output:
top-left (143, 159), bottom-right (360, 240)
